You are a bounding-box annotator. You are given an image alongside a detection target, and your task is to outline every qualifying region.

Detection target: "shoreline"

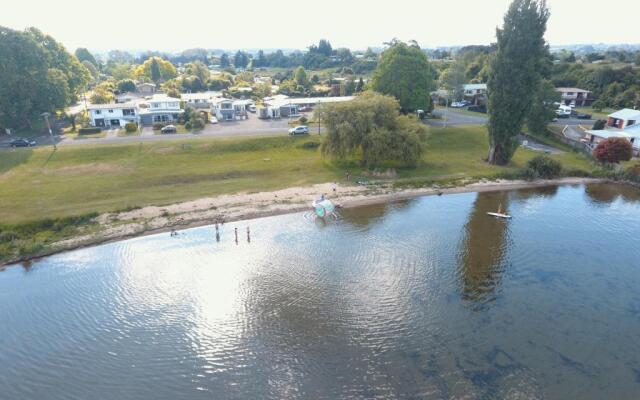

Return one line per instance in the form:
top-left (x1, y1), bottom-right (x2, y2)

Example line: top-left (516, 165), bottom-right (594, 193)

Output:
top-left (1, 177), bottom-right (609, 268)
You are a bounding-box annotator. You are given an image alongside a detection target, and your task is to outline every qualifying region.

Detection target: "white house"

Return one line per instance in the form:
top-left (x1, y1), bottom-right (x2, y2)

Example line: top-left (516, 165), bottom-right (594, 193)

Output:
top-left (463, 83), bottom-right (488, 105)
top-left (586, 108), bottom-right (640, 154)
top-left (208, 98), bottom-right (256, 121)
top-left (139, 94), bottom-right (184, 125)
top-left (88, 103), bottom-right (139, 128)
top-left (260, 95), bottom-right (354, 119)
top-left (181, 91), bottom-right (223, 109)
top-left (556, 87), bottom-right (594, 107)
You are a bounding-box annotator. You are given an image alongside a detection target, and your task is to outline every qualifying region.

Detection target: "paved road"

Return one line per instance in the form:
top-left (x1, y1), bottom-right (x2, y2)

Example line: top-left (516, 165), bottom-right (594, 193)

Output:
top-left (427, 109), bottom-right (488, 126)
top-left (0, 114), bottom-right (318, 149)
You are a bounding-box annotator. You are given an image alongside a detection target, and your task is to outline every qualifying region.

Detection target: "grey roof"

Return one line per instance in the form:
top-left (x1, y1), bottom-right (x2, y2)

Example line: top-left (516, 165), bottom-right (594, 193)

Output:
top-left (88, 102), bottom-right (137, 110)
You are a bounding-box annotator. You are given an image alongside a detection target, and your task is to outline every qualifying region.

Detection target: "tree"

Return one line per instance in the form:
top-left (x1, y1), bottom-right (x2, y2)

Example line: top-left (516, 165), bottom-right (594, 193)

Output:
top-left (527, 79), bottom-right (560, 135)
top-left (184, 61), bottom-right (210, 83)
top-left (220, 53), bottom-right (230, 68)
top-left (150, 58), bottom-right (161, 82)
top-left (371, 41), bottom-right (434, 113)
top-left (440, 61), bottom-right (467, 102)
top-left (82, 60), bottom-right (99, 80)
top-left (90, 82), bottom-right (114, 104)
top-left (134, 56), bottom-right (177, 83)
top-left (320, 91), bottom-right (428, 168)
top-left (487, 0), bottom-right (550, 165)
top-left (593, 138), bottom-right (633, 164)
top-left (75, 48), bottom-right (98, 68)
top-left (592, 100), bottom-right (606, 112)
top-left (0, 26), bottom-right (90, 129)
top-left (317, 40), bottom-right (333, 56)
top-left (294, 66), bottom-right (308, 86)
top-left (234, 51), bottom-right (249, 68)
top-left (117, 79), bottom-right (136, 93)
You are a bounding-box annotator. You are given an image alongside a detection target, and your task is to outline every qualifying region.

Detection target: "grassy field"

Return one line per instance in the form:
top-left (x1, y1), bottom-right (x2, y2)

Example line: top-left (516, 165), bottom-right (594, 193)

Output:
top-left (0, 125), bottom-right (596, 226)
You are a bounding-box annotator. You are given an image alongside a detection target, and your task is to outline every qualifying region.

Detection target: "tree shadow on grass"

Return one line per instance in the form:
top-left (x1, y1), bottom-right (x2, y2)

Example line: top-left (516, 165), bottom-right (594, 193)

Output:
top-left (0, 148), bottom-right (34, 174)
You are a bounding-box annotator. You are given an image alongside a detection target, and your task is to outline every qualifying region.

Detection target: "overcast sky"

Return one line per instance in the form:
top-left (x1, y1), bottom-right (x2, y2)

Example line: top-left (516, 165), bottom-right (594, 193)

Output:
top-left (1, 0), bottom-right (637, 52)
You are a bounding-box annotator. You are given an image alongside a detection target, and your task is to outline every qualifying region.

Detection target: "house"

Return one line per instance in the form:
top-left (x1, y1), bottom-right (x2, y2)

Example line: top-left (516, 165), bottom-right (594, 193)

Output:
top-left (88, 103), bottom-right (139, 128)
top-left (556, 87), bottom-right (594, 107)
top-left (181, 91), bottom-right (223, 109)
top-left (211, 98), bottom-right (236, 121)
top-left (138, 94), bottom-right (184, 125)
top-left (606, 108), bottom-right (640, 130)
top-left (463, 84), bottom-right (488, 106)
top-left (586, 108), bottom-right (640, 154)
top-left (261, 95), bottom-right (355, 119)
top-left (136, 82), bottom-right (157, 95)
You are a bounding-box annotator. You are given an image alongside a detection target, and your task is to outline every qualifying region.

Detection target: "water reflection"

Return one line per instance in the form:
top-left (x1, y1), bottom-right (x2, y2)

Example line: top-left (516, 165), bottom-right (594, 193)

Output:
top-left (585, 183), bottom-right (640, 205)
top-left (339, 200), bottom-right (411, 228)
top-left (2, 184), bottom-right (640, 399)
top-left (457, 191), bottom-right (511, 307)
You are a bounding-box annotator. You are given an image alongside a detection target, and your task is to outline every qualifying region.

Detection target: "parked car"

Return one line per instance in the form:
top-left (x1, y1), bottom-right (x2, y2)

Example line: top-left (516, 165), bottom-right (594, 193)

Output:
top-left (288, 125), bottom-right (309, 135)
top-left (210, 117), bottom-right (218, 124)
top-left (298, 106), bottom-right (313, 112)
top-left (160, 125), bottom-right (177, 134)
top-left (450, 101), bottom-right (468, 108)
top-left (575, 113), bottom-right (592, 120)
top-left (9, 138), bottom-right (36, 147)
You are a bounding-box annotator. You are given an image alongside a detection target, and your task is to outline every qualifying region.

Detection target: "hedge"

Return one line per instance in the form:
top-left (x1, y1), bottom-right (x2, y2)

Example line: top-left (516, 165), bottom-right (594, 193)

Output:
top-left (78, 127), bottom-right (101, 134)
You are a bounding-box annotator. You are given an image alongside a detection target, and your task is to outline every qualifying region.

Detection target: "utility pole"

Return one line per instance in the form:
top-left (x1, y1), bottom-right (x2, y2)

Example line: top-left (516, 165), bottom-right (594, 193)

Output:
top-left (41, 112), bottom-right (56, 150)
top-left (317, 100), bottom-right (321, 135)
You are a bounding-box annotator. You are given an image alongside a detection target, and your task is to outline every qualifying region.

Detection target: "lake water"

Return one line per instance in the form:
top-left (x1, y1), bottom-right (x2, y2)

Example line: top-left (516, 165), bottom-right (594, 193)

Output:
top-left (2, 184), bottom-right (640, 399)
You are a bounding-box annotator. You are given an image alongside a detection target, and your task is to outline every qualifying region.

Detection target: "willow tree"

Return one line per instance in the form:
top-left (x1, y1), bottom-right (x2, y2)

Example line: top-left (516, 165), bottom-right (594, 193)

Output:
top-left (487, 0), bottom-right (550, 165)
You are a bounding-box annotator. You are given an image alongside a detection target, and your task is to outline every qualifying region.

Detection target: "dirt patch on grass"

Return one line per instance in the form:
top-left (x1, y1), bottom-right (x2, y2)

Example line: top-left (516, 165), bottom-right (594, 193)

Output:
top-left (44, 163), bottom-right (130, 175)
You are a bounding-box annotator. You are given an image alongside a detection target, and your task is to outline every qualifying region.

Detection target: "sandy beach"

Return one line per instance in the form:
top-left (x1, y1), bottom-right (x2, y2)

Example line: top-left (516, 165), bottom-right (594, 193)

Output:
top-left (3, 177), bottom-right (607, 266)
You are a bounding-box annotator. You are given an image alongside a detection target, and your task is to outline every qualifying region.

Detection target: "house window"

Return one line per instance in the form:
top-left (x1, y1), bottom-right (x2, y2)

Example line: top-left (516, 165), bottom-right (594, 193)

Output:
top-left (123, 109), bottom-right (135, 116)
top-left (108, 109), bottom-right (114, 113)
top-left (95, 110), bottom-right (101, 115)
top-left (628, 120), bottom-right (636, 127)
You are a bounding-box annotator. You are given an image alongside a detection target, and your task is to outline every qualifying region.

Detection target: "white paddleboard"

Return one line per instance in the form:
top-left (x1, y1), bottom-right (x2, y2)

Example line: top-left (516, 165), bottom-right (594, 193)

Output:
top-left (486, 212), bottom-right (512, 219)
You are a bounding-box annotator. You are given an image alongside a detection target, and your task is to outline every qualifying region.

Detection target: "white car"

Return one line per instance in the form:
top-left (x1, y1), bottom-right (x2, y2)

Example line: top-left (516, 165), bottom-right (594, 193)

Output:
top-left (289, 125), bottom-right (309, 135)
top-left (210, 117), bottom-right (218, 124)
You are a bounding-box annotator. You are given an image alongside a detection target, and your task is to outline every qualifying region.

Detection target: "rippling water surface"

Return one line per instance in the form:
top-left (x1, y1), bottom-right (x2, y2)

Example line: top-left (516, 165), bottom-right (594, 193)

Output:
top-left (2, 184), bottom-right (640, 399)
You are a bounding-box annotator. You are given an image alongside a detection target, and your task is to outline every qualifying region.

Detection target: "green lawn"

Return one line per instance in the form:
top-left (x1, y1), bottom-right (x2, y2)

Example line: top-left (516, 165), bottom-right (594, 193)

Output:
top-left (0, 126), bottom-right (595, 225)
top-left (573, 106), bottom-right (615, 121)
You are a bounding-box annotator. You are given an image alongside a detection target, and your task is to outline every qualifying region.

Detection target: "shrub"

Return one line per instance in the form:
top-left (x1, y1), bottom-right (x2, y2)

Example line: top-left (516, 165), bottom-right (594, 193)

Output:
top-left (152, 122), bottom-right (166, 130)
top-left (592, 100), bottom-right (606, 112)
top-left (124, 122), bottom-right (138, 133)
top-left (593, 137), bottom-right (633, 164)
top-left (190, 117), bottom-right (205, 130)
top-left (592, 120), bottom-right (606, 130)
top-left (78, 127), bottom-right (101, 134)
top-left (624, 163), bottom-right (640, 182)
top-left (526, 155), bottom-right (562, 179)
top-left (298, 141), bottom-right (320, 150)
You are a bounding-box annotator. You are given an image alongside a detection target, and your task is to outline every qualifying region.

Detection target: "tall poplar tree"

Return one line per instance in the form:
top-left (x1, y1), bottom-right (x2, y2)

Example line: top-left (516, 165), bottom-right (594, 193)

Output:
top-left (487, 0), bottom-right (550, 165)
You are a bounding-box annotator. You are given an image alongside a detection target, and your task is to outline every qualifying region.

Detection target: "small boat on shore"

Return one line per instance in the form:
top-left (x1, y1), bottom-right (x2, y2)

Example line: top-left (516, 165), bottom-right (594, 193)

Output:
top-left (313, 198), bottom-right (337, 219)
top-left (487, 203), bottom-right (512, 219)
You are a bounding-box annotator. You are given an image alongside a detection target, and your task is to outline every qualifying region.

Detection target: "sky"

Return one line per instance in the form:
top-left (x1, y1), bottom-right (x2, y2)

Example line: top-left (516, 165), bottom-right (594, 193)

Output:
top-left (1, 0), bottom-right (638, 52)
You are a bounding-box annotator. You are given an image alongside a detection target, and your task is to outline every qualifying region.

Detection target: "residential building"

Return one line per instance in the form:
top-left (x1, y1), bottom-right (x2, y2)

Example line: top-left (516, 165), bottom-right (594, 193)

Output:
top-left (260, 95), bottom-right (355, 119)
top-left (139, 94), bottom-right (184, 125)
top-left (181, 91), bottom-right (223, 109)
top-left (211, 98), bottom-right (236, 121)
top-left (136, 82), bottom-right (157, 95)
top-left (463, 84), bottom-right (488, 106)
top-left (556, 87), bottom-right (594, 107)
top-left (586, 108), bottom-right (640, 154)
top-left (88, 103), bottom-right (139, 128)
